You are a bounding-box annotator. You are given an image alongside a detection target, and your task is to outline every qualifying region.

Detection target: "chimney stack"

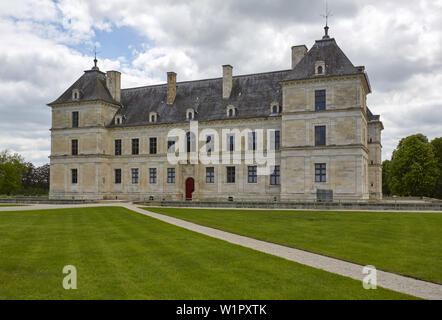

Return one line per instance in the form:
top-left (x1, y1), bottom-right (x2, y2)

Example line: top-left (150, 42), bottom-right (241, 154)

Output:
top-left (222, 65), bottom-right (233, 99)
top-left (291, 45), bottom-right (307, 69)
top-left (166, 72), bottom-right (177, 105)
top-left (106, 71), bottom-right (121, 103)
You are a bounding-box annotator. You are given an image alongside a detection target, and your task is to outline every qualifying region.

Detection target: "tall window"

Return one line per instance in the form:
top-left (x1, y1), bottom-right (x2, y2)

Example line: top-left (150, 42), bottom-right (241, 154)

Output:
top-left (115, 169), bottom-right (121, 184)
top-left (132, 138), bottom-right (139, 155)
top-left (228, 108), bottom-right (234, 117)
top-left (115, 139), bottom-right (122, 156)
top-left (315, 90), bottom-right (326, 111)
top-left (248, 166), bottom-right (257, 183)
top-left (186, 132), bottom-right (195, 152)
top-left (206, 135), bottom-right (214, 153)
top-left (228, 134), bottom-right (235, 152)
top-left (248, 132), bottom-right (257, 151)
top-left (72, 111), bottom-right (79, 128)
top-left (315, 163), bottom-right (326, 182)
top-left (71, 139), bottom-right (78, 155)
top-left (149, 168), bottom-right (157, 184)
top-left (270, 166), bottom-right (280, 185)
top-left (206, 167), bottom-right (215, 183)
top-left (167, 168), bottom-right (175, 183)
top-left (315, 126), bottom-right (326, 146)
top-left (271, 130), bottom-right (280, 150)
top-left (131, 168), bottom-right (139, 184)
top-left (71, 169), bottom-right (78, 184)
top-left (167, 137), bottom-right (175, 153)
top-left (226, 167), bottom-right (235, 183)
top-left (149, 137), bottom-right (157, 154)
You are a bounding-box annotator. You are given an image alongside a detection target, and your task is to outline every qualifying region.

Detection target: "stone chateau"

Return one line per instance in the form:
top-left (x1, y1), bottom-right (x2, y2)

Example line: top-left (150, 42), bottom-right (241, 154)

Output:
top-left (48, 28), bottom-right (383, 201)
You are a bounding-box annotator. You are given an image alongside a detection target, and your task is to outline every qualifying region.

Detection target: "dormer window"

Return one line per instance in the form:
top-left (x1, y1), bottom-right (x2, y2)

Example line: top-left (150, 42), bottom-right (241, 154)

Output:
top-left (315, 61), bottom-right (325, 76)
top-left (149, 112), bottom-right (158, 123)
top-left (270, 102), bottom-right (280, 115)
top-left (115, 115), bottom-right (123, 125)
top-left (72, 89), bottom-right (80, 101)
top-left (226, 105), bottom-right (237, 117)
top-left (186, 108), bottom-right (195, 120)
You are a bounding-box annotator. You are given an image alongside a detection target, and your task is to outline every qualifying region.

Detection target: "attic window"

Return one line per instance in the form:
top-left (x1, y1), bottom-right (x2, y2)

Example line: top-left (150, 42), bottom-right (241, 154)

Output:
top-left (226, 105), bottom-right (236, 117)
top-left (270, 102), bottom-right (280, 115)
top-left (186, 108), bottom-right (195, 120)
top-left (315, 61), bottom-right (325, 76)
top-left (115, 116), bottom-right (122, 125)
top-left (149, 112), bottom-right (158, 123)
top-left (72, 89), bottom-right (80, 101)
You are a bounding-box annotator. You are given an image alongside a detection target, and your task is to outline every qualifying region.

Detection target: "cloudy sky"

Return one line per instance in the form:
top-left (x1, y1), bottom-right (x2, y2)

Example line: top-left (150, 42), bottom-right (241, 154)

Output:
top-left (0, 0), bottom-right (441, 165)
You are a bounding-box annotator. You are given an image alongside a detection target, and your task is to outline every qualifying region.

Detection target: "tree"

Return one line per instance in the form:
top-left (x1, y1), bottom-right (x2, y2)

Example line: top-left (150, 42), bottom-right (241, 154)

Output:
top-left (0, 150), bottom-right (26, 195)
top-left (430, 137), bottom-right (442, 199)
top-left (389, 134), bottom-right (439, 197)
top-left (382, 160), bottom-right (391, 196)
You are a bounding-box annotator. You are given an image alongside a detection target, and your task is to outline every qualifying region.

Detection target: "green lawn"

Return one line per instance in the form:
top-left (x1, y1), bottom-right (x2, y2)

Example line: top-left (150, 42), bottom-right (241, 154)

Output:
top-left (143, 207), bottom-right (442, 284)
top-left (0, 207), bottom-right (414, 299)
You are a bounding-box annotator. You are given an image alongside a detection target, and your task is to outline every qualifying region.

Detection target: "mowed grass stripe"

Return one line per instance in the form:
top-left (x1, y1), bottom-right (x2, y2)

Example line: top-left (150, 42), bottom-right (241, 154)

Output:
top-left (144, 207), bottom-right (442, 284)
top-left (0, 207), bottom-right (414, 299)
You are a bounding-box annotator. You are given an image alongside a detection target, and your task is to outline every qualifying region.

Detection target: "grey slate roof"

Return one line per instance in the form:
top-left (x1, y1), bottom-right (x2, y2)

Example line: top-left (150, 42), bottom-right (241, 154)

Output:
top-left (49, 37), bottom-right (379, 126)
top-left (48, 69), bottom-right (120, 106)
top-left (284, 38), bottom-right (363, 81)
top-left (115, 69), bottom-right (291, 126)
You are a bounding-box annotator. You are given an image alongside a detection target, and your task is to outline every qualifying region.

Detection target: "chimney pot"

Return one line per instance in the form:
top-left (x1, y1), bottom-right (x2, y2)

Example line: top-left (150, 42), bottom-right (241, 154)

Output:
top-left (106, 71), bottom-right (121, 103)
top-left (167, 72), bottom-right (177, 105)
top-left (291, 45), bottom-right (307, 69)
top-left (222, 65), bottom-right (233, 99)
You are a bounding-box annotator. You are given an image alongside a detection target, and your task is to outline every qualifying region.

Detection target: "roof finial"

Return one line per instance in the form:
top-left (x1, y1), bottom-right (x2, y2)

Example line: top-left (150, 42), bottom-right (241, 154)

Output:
top-left (92, 45), bottom-right (99, 70)
top-left (320, 0), bottom-right (333, 39)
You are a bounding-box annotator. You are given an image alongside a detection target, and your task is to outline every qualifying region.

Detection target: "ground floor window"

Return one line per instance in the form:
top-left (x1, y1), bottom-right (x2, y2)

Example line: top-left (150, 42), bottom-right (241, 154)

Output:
top-left (149, 168), bottom-right (157, 184)
top-left (226, 166), bottom-right (235, 183)
top-left (115, 169), bottom-right (121, 184)
top-left (270, 165), bottom-right (280, 185)
top-left (248, 166), bottom-right (257, 183)
top-left (315, 163), bottom-right (326, 182)
top-left (71, 169), bottom-right (78, 184)
top-left (131, 168), bottom-right (139, 184)
top-left (167, 168), bottom-right (175, 184)
top-left (206, 167), bottom-right (215, 183)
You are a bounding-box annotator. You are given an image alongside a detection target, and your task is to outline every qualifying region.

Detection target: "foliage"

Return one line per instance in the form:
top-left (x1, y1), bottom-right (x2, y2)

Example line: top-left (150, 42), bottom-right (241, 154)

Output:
top-left (382, 159), bottom-right (391, 195)
top-left (387, 134), bottom-right (439, 197)
top-left (0, 150), bottom-right (26, 195)
top-left (0, 150), bottom-right (49, 196)
top-left (430, 137), bottom-right (442, 199)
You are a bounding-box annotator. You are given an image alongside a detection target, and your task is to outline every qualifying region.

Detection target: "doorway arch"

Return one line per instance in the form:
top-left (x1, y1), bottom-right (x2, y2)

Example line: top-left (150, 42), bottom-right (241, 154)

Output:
top-left (185, 177), bottom-right (195, 200)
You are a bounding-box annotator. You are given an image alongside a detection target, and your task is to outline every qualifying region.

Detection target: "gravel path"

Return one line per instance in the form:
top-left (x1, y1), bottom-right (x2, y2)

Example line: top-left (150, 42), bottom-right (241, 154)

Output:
top-left (1, 202), bottom-right (441, 299)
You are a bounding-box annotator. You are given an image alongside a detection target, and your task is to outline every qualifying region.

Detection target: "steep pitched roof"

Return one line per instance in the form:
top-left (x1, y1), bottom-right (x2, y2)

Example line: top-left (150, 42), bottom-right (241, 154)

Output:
top-left (284, 38), bottom-right (363, 81)
top-left (114, 69), bottom-right (291, 126)
top-left (48, 69), bottom-right (120, 106)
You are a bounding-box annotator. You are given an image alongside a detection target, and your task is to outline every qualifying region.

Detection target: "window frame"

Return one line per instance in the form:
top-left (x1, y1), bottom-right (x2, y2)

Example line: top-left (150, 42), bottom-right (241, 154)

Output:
top-left (131, 168), bottom-right (139, 184)
top-left (114, 168), bottom-right (122, 184)
top-left (71, 139), bottom-right (78, 156)
top-left (205, 167), bottom-right (215, 184)
top-left (315, 163), bottom-right (327, 183)
top-left (226, 166), bottom-right (235, 184)
top-left (71, 168), bottom-right (78, 184)
top-left (248, 166), bottom-right (258, 184)
top-left (115, 139), bottom-right (122, 156)
top-left (132, 138), bottom-right (139, 155)
top-left (149, 137), bottom-right (157, 155)
top-left (72, 111), bottom-right (79, 128)
top-left (314, 125), bottom-right (326, 146)
top-left (270, 165), bottom-right (280, 185)
top-left (315, 90), bottom-right (326, 111)
top-left (167, 168), bottom-right (175, 184)
top-left (149, 168), bottom-right (157, 184)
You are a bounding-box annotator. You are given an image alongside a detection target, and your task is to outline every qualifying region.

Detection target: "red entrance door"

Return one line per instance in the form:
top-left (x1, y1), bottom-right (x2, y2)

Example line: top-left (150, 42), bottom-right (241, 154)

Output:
top-left (185, 178), bottom-right (195, 200)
